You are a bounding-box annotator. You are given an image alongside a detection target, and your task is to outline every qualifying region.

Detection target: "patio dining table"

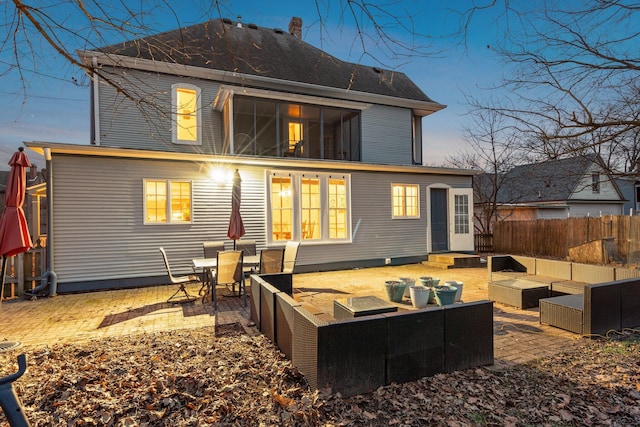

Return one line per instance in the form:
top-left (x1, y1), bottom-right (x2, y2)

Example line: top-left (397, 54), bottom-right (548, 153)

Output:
top-left (192, 254), bottom-right (261, 300)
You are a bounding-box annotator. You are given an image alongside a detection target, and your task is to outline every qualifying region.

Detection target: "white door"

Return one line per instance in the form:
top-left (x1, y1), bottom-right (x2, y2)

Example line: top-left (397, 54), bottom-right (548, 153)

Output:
top-left (448, 188), bottom-right (474, 252)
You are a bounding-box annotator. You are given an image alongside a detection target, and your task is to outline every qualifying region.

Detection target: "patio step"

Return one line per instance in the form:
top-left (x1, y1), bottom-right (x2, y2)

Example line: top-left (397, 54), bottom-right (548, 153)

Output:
top-left (422, 253), bottom-right (486, 269)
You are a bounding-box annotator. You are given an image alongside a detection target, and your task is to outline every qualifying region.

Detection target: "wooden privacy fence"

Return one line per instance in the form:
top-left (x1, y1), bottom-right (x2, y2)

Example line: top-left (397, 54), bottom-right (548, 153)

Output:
top-left (493, 215), bottom-right (640, 265)
top-left (474, 233), bottom-right (493, 253)
top-left (1, 244), bottom-right (46, 299)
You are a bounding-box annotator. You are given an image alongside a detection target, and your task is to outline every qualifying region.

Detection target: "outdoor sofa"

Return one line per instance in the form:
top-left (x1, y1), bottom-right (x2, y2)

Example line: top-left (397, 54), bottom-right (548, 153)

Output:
top-left (250, 273), bottom-right (494, 397)
top-left (487, 255), bottom-right (640, 308)
top-left (539, 277), bottom-right (640, 335)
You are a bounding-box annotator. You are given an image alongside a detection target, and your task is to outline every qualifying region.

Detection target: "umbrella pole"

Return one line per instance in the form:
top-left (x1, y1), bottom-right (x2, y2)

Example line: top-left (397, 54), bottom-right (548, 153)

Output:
top-left (0, 256), bottom-right (5, 303)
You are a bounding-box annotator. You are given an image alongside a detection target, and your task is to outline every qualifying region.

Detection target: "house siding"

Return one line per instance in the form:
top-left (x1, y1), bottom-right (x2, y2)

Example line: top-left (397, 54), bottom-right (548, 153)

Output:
top-left (361, 105), bottom-right (413, 165)
top-left (49, 154), bottom-right (471, 290)
top-left (98, 69), bottom-right (417, 167)
top-left (570, 165), bottom-right (620, 201)
top-left (97, 68), bottom-right (223, 154)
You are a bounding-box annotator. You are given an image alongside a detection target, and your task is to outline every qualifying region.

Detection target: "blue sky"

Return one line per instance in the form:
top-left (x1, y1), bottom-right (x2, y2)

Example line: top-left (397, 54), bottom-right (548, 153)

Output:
top-left (0, 1), bottom-right (505, 170)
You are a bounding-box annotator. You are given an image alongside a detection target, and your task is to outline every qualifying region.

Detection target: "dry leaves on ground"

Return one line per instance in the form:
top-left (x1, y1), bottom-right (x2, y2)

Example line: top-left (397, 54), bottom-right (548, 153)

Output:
top-left (0, 325), bottom-right (638, 426)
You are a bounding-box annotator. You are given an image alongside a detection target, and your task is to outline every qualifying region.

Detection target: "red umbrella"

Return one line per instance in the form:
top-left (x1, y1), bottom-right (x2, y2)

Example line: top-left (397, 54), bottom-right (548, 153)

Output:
top-left (227, 169), bottom-right (245, 249)
top-left (0, 148), bottom-right (33, 298)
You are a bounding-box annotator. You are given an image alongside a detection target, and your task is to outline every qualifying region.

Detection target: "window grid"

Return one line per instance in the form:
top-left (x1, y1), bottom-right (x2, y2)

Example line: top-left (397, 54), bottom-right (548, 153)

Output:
top-left (301, 178), bottom-right (321, 240)
top-left (145, 180), bottom-right (191, 224)
top-left (268, 173), bottom-right (350, 243)
top-left (328, 178), bottom-right (347, 239)
top-left (172, 84), bottom-right (201, 145)
top-left (270, 177), bottom-right (293, 241)
top-left (454, 194), bottom-right (469, 234)
top-left (392, 184), bottom-right (419, 218)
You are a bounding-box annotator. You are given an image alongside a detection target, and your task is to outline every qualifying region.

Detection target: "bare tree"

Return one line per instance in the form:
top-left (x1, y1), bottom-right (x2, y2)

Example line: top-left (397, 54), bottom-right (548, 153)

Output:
top-left (447, 101), bottom-right (524, 234)
top-left (2, 1), bottom-right (440, 100)
top-left (460, 1), bottom-right (640, 173)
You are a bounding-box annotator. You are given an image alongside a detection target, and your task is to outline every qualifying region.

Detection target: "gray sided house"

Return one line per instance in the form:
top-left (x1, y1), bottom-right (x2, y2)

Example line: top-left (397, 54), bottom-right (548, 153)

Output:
top-left (25, 17), bottom-right (475, 293)
top-left (475, 154), bottom-right (625, 230)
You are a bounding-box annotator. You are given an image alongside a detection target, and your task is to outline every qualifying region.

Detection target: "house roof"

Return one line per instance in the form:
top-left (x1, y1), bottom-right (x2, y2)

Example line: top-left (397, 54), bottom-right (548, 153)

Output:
top-left (489, 154), bottom-right (623, 204)
top-left (92, 18), bottom-right (440, 107)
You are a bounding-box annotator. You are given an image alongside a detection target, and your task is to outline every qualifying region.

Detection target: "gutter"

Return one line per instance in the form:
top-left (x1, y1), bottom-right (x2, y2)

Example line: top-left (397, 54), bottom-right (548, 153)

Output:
top-left (24, 141), bottom-right (481, 177)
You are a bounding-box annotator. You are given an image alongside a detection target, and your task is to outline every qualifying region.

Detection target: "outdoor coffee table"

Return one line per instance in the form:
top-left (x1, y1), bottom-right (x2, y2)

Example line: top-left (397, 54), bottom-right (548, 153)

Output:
top-left (333, 295), bottom-right (398, 319)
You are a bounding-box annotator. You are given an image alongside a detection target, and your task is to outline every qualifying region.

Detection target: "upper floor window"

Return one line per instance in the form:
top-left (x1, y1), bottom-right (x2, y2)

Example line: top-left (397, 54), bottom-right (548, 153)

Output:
top-left (267, 171), bottom-right (351, 243)
top-left (144, 179), bottom-right (192, 224)
top-left (591, 173), bottom-right (600, 193)
top-left (172, 83), bottom-right (201, 145)
top-left (232, 95), bottom-right (361, 161)
top-left (392, 184), bottom-right (420, 218)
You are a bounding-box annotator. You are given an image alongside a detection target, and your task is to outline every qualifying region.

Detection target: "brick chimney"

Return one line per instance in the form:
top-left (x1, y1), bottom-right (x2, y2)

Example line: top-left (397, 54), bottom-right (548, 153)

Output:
top-left (289, 17), bottom-right (302, 38)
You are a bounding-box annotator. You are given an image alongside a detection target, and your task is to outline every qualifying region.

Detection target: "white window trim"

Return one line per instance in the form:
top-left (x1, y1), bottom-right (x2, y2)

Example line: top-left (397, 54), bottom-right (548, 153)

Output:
top-left (143, 179), bottom-right (193, 225)
top-left (391, 183), bottom-right (421, 219)
top-left (453, 193), bottom-right (470, 234)
top-left (266, 170), bottom-right (352, 244)
top-left (172, 83), bottom-right (202, 145)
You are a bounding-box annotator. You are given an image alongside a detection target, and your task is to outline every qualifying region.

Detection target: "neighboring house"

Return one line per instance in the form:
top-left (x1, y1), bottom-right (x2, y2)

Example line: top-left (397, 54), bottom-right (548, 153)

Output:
top-left (25, 17), bottom-right (476, 293)
top-left (474, 154), bottom-right (625, 231)
top-left (614, 176), bottom-right (640, 216)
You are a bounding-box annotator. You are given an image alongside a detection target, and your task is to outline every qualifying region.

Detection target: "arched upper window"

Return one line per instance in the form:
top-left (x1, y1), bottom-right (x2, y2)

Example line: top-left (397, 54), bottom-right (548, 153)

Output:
top-left (172, 83), bottom-right (202, 145)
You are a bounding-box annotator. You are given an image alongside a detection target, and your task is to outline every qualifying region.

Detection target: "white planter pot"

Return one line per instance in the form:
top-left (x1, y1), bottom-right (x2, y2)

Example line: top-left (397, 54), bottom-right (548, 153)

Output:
top-left (409, 286), bottom-right (430, 309)
top-left (444, 280), bottom-right (463, 302)
top-left (400, 277), bottom-right (415, 298)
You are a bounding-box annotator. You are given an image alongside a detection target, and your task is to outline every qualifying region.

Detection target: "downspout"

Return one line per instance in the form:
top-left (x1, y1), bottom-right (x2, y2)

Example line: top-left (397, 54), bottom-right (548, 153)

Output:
top-left (91, 56), bottom-right (100, 146)
top-left (28, 148), bottom-right (57, 297)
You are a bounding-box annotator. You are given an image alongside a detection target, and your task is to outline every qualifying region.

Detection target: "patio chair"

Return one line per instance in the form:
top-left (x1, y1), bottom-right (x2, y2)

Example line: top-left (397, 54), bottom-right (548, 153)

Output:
top-left (235, 239), bottom-right (257, 276)
top-left (197, 241), bottom-right (226, 296)
top-left (235, 239), bottom-right (257, 255)
top-left (159, 247), bottom-right (198, 304)
top-left (207, 250), bottom-right (245, 311)
top-left (282, 241), bottom-right (301, 274)
top-left (259, 248), bottom-right (285, 274)
top-left (203, 241), bottom-right (225, 258)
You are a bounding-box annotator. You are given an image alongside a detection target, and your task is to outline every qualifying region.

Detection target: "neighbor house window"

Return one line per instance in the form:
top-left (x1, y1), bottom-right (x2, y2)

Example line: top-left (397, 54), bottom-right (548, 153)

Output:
top-left (591, 173), bottom-right (600, 193)
top-left (172, 83), bottom-right (201, 145)
top-left (144, 179), bottom-right (192, 224)
top-left (268, 171), bottom-right (351, 242)
top-left (454, 194), bottom-right (469, 234)
top-left (392, 184), bottom-right (419, 218)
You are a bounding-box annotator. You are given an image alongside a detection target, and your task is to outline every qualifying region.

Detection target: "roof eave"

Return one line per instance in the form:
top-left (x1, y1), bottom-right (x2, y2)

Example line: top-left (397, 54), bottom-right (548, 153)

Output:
top-left (24, 141), bottom-right (478, 176)
top-left (80, 51), bottom-right (446, 116)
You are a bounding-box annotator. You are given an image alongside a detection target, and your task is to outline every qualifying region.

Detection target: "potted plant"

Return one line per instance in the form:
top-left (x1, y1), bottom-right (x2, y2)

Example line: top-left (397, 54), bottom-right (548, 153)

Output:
top-left (433, 284), bottom-right (457, 306)
top-left (419, 277), bottom-right (440, 304)
top-left (384, 280), bottom-right (407, 303)
top-left (399, 277), bottom-right (415, 299)
top-left (409, 286), bottom-right (430, 309)
top-left (444, 280), bottom-right (463, 302)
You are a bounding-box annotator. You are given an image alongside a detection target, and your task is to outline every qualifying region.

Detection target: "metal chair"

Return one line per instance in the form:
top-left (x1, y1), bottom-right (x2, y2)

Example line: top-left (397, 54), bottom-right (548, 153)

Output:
top-left (159, 247), bottom-right (198, 303)
top-left (203, 241), bottom-right (225, 258)
top-left (282, 241), bottom-right (301, 274)
top-left (235, 239), bottom-right (257, 277)
top-left (259, 248), bottom-right (285, 274)
top-left (207, 250), bottom-right (245, 311)
top-left (198, 241), bottom-right (226, 296)
top-left (235, 239), bottom-right (257, 255)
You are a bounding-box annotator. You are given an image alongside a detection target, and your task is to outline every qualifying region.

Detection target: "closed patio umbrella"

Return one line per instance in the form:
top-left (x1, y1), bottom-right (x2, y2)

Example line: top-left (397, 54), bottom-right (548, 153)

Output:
top-left (0, 148), bottom-right (33, 300)
top-left (227, 169), bottom-right (245, 249)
